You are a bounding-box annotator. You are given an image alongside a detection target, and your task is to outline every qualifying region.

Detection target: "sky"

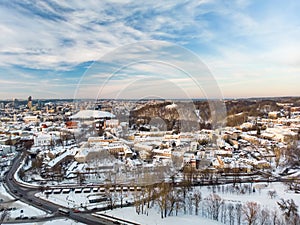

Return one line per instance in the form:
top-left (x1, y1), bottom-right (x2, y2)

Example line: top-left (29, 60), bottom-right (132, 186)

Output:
top-left (0, 0), bottom-right (300, 100)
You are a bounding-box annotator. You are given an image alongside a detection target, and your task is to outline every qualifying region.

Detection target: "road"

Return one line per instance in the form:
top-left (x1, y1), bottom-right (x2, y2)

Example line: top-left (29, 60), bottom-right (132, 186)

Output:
top-left (3, 152), bottom-right (122, 225)
top-left (4, 151), bottom-right (289, 224)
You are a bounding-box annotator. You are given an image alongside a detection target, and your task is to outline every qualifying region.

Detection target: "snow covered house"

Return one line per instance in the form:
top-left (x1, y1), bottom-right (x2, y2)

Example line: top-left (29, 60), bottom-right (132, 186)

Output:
top-left (46, 147), bottom-right (78, 170)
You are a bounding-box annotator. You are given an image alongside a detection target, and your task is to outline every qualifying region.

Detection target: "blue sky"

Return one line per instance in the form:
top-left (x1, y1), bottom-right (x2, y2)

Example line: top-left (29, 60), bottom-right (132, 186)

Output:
top-left (0, 0), bottom-right (300, 99)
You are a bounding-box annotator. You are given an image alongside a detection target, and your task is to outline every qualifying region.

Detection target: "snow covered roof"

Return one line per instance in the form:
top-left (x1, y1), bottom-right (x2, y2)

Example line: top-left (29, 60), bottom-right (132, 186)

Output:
top-left (165, 103), bottom-right (177, 110)
top-left (70, 110), bottom-right (115, 119)
top-left (47, 148), bottom-right (78, 168)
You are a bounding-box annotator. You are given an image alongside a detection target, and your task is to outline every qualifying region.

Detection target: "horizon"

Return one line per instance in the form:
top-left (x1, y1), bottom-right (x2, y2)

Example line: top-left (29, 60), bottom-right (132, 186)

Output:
top-left (1, 95), bottom-right (300, 102)
top-left (1, 1), bottom-right (300, 99)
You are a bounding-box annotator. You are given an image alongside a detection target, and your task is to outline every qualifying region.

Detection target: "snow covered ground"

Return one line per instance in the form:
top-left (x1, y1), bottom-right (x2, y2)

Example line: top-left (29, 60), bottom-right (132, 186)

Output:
top-left (0, 183), bottom-right (83, 225)
top-left (0, 183), bottom-right (47, 219)
top-left (102, 182), bottom-right (300, 225)
top-left (196, 182), bottom-right (300, 208)
top-left (8, 219), bottom-right (85, 225)
top-left (37, 189), bottom-right (135, 210)
top-left (101, 207), bottom-right (223, 225)
top-left (40, 181), bottom-right (300, 224)
top-left (3, 181), bottom-right (300, 225)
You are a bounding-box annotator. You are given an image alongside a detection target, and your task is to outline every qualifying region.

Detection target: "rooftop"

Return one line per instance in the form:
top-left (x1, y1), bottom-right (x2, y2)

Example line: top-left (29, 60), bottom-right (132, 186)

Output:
top-left (70, 110), bottom-right (115, 119)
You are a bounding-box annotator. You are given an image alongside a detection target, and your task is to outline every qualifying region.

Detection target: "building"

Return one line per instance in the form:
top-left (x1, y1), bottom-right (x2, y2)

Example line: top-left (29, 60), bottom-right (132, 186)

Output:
top-left (70, 110), bottom-right (115, 120)
top-left (28, 96), bottom-right (32, 110)
top-left (268, 111), bottom-right (280, 119)
top-left (23, 115), bottom-right (40, 124)
top-left (33, 132), bottom-right (59, 148)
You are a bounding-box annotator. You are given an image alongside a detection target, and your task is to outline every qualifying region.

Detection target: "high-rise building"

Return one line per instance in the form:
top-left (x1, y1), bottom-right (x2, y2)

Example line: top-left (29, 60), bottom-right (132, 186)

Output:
top-left (28, 96), bottom-right (32, 110)
top-left (12, 98), bottom-right (19, 108)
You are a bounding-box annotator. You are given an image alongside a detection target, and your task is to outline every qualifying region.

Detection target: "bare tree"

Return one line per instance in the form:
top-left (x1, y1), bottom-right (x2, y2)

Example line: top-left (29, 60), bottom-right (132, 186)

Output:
top-left (194, 190), bottom-right (202, 216)
top-left (236, 203), bottom-right (242, 225)
top-left (260, 208), bottom-right (271, 225)
top-left (242, 201), bottom-right (260, 225)
top-left (144, 185), bottom-right (156, 211)
top-left (227, 203), bottom-right (235, 225)
top-left (105, 184), bottom-right (116, 210)
top-left (205, 193), bottom-right (224, 221)
top-left (174, 191), bottom-right (184, 216)
top-left (119, 187), bottom-right (124, 208)
top-left (166, 188), bottom-right (178, 217)
top-left (136, 188), bottom-right (147, 214)
top-left (182, 166), bottom-right (195, 187)
top-left (271, 209), bottom-right (284, 225)
top-left (179, 182), bottom-right (189, 215)
top-left (273, 146), bottom-right (281, 168)
top-left (277, 198), bottom-right (300, 225)
top-left (220, 203), bottom-right (227, 224)
top-left (268, 190), bottom-right (277, 199)
top-left (156, 182), bottom-right (172, 218)
top-left (187, 194), bottom-right (193, 215)
top-left (284, 141), bottom-right (300, 169)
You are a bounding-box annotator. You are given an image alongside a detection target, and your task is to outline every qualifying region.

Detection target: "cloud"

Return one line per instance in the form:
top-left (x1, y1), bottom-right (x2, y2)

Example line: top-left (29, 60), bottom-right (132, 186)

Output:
top-left (0, 0), bottom-right (217, 70)
top-left (73, 40), bottom-right (223, 100)
top-left (0, 0), bottom-right (300, 98)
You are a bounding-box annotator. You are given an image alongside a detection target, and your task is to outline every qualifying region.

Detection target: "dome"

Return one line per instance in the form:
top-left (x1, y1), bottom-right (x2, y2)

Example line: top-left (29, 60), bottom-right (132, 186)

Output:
top-left (165, 103), bottom-right (178, 110)
top-left (70, 110), bottom-right (115, 119)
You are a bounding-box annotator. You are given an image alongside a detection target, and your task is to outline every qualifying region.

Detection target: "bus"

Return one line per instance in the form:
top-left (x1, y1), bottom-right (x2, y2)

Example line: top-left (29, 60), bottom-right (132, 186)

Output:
top-left (88, 194), bottom-right (108, 203)
top-left (58, 207), bottom-right (70, 215)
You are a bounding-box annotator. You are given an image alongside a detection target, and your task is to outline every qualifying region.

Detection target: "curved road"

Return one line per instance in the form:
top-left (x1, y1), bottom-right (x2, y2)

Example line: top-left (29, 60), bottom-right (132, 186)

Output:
top-left (5, 151), bottom-right (288, 224)
top-left (4, 152), bottom-right (121, 225)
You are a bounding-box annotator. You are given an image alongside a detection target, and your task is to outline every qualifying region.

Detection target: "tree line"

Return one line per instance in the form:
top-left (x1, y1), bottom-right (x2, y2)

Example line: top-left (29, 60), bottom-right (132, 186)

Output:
top-left (132, 182), bottom-right (300, 225)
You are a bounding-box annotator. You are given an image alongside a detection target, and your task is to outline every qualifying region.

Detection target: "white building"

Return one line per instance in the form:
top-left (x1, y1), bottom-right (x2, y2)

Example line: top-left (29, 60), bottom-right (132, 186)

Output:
top-left (33, 132), bottom-right (59, 147)
top-left (23, 115), bottom-right (40, 124)
top-left (70, 110), bottom-right (115, 120)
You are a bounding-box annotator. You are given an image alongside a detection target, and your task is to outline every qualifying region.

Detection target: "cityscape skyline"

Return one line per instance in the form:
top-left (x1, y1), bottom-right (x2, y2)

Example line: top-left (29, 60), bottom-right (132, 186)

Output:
top-left (1, 0), bottom-right (300, 99)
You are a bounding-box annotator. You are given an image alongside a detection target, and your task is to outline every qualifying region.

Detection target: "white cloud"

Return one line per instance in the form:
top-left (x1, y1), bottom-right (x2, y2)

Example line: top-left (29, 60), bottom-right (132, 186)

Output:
top-left (0, 0), bottom-right (217, 71)
top-left (0, 0), bottom-right (299, 98)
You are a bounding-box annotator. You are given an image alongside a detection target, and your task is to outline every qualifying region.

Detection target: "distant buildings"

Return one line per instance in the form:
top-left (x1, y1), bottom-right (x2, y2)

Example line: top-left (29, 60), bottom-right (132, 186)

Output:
top-left (1, 98), bottom-right (300, 185)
